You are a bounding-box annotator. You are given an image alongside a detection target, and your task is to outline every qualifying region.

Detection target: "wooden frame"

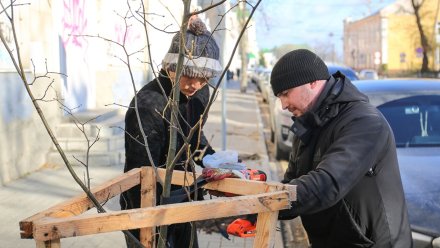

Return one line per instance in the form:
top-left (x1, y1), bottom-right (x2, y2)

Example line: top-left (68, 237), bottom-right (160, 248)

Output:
top-left (19, 167), bottom-right (296, 248)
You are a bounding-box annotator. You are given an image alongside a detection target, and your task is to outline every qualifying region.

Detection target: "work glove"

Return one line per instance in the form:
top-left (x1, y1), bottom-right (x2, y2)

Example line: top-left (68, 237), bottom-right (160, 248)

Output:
top-left (201, 168), bottom-right (246, 182)
top-left (202, 168), bottom-right (247, 197)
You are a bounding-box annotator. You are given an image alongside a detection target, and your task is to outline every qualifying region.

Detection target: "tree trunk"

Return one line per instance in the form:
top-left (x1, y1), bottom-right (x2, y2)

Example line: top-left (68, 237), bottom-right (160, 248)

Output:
top-left (239, 1), bottom-right (248, 93)
top-left (412, 0), bottom-right (430, 72)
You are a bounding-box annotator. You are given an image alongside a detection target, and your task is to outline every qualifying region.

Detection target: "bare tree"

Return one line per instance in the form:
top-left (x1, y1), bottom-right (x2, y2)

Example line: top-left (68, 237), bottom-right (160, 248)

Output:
top-left (411, 0), bottom-right (431, 73)
top-left (238, 1), bottom-right (249, 93)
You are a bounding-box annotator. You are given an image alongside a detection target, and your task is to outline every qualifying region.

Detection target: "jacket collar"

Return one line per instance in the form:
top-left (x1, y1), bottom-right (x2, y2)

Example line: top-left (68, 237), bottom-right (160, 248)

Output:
top-left (290, 74), bottom-right (344, 144)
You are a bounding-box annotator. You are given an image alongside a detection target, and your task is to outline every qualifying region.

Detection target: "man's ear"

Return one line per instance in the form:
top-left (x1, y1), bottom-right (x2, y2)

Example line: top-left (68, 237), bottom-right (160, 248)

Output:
top-left (309, 80), bottom-right (318, 89)
top-left (310, 80), bottom-right (324, 90)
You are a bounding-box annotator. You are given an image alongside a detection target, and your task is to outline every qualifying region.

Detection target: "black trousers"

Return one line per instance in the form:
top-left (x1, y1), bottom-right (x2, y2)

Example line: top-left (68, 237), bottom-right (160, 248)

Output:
top-left (124, 222), bottom-right (199, 248)
top-left (120, 184), bottom-right (201, 248)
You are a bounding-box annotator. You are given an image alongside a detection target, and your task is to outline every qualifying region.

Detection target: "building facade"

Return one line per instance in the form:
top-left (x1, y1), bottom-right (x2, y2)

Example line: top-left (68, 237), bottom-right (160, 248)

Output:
top-left (344, 0), bottom-right (440, 75)
top-left (0, 0), bottom-right (242, 185)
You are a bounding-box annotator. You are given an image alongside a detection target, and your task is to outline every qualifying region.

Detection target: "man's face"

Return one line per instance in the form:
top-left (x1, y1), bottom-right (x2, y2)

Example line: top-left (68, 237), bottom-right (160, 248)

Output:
top-left (179, 75), bottom-right (208, 96)
top-left (276, 82), bottom-right (319, 117)
top-left (168, 70), bottom-right (208, 97)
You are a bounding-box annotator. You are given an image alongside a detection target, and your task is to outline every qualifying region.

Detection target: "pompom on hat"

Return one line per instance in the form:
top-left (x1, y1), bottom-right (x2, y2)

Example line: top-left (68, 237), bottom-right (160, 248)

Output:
top-left (162, 16), bottom-right (222, 79)
top-left (270, 49), bottom-right (330, 96)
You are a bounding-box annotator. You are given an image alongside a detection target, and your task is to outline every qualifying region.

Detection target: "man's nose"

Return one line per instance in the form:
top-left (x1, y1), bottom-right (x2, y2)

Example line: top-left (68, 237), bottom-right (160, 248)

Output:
top-left (280, 98), bottom-right (288, 110)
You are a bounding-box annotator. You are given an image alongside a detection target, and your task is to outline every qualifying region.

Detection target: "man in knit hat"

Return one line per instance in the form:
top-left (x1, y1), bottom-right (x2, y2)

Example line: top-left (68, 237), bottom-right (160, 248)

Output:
top-left (120, 17), bottom-right (221, 248)
top-left (271, 49), bottom-right (412, 247)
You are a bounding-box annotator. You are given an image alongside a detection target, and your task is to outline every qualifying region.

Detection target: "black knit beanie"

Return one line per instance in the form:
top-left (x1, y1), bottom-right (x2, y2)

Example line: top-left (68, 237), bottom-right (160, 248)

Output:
top-left (270, 49), bottom-right (330, 96)
top-left (162, 17), bottom-right (222, 79)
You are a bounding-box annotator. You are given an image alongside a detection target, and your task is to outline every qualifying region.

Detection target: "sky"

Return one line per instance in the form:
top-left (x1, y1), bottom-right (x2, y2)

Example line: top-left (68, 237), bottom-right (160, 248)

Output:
top-left (253, 0), bottom-right (395, 55)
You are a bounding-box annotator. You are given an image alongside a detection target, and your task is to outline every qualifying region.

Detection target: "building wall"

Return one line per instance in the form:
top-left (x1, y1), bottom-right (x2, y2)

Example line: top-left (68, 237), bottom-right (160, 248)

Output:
top-left (344, 14), bottom-right (382, 70)
top-left (0, 0), bottom-right (230, 185)
top-left (0, 1), bottom-right (63, 185)
top-left (0, 0), bottom-right (152, 185)
top-left (344, 0), bottom-right (440, 75)
top-left (386, 0), bottom-right (439, 73)
top-left (0, 72), bottom-right (63, 185)
top-left (387, 13), bottom-right (419, 72)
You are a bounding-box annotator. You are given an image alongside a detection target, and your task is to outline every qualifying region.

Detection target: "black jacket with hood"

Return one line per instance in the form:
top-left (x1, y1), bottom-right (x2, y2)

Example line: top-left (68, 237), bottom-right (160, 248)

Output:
top-left (120, 70), bottom-right (214, 247)
top-left (279, 72), bottom-right (412, 248)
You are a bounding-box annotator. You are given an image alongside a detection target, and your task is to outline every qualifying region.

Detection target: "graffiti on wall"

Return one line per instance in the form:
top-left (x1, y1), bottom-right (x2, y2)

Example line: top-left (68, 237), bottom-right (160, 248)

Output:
top-left (105, 9), bottom-right (142, 68)
top-left (58, 0), bottom-right (96, 112)
top-left (62, 0), bottom-right (88, 49)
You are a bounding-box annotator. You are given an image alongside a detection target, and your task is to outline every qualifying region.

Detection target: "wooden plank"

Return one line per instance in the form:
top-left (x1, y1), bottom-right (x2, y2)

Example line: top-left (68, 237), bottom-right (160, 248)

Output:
top-left (140, 167), bottom-right (156, 248)
top-left (204, 179), bottom-right (296, 200)
top-left (253, 211), bottom-right (279, 248)
top-left (156, 167), bottom-right (196, 186)
top-left (156, 168), bottom-right (297, 200)
top-left (36, 239), bottom-right (61, 248)
top-left (20, 168), bottom-right (142, 239)
top-left (33, 191), bottom-right (291, 241)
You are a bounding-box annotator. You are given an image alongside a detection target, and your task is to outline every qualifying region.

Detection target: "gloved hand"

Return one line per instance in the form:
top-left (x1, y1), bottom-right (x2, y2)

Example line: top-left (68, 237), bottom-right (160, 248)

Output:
top-left (202, 168), bottom-right (245, 182)
top-left (202, 168), bottom-right (246, 197)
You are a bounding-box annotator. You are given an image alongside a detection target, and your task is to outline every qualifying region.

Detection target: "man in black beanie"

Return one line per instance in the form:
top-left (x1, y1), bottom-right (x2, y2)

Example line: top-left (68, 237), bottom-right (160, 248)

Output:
top-left (270, 49), bottom-right (412, 247)
top-left (120, 16), bottom-right (221, 248)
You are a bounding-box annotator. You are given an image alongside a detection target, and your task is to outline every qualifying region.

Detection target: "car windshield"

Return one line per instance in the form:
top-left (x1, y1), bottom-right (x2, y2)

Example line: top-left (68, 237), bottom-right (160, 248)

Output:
top-left (377, 95), bottom-right (440, 147)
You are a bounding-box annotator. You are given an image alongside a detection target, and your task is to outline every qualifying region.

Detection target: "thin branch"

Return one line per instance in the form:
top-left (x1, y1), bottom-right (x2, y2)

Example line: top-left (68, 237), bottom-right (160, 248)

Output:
top-left (189, 0), bottom-right (226, 16)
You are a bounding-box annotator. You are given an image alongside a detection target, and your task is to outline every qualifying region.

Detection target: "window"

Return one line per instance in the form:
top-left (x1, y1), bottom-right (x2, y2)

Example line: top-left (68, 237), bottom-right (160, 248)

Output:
top-left (378, 95), bottom-right (440, 147)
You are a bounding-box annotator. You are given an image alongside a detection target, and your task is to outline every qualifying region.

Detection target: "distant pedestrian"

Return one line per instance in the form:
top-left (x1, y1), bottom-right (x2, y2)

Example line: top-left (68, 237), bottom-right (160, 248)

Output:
top-left (120, 16), bottom-right (222, 248)
top-left (227, 69), bottom-right (234, 81)
top-left (270, 49), bottom-right (412, 247)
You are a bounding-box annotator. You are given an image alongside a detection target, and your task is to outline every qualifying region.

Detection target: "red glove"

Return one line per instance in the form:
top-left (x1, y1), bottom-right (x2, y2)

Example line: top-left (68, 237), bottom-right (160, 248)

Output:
top-left (202, 168), bottom-right (240, 182)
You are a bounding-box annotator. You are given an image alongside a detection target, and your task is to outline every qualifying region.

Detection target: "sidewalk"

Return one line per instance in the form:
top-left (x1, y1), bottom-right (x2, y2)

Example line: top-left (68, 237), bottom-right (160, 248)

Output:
top-left (0, 80), bottom-right (283, 248)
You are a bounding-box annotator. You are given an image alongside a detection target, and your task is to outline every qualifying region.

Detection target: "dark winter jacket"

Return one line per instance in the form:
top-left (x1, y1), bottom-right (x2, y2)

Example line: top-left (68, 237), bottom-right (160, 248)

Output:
top-left (120, 70), bottom-right (214, 247)
top-left (279, 72), bottom-right (412, 248)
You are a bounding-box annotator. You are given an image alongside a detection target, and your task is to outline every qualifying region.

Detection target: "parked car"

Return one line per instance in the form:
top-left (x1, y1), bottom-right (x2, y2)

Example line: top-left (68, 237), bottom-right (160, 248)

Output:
top-left (269, 78), bottom-right (440, 247)
top-left (359, 69), bottom-right (379, 80)
top-left (260, 69), bottom-right (272, 103)
top-left (327, 63), bottom-right (359, 81)
top-left (251, 68), bottom-right (272, 103)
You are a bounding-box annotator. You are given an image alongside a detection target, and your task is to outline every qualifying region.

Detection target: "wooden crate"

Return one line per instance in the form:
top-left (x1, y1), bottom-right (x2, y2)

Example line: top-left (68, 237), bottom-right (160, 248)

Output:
top-left (19, 167), bottom-right (296, 248)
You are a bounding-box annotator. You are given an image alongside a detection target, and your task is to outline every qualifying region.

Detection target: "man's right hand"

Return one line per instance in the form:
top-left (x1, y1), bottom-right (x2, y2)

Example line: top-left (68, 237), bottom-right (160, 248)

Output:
top-left (202, 168), bottom-right (240, 182)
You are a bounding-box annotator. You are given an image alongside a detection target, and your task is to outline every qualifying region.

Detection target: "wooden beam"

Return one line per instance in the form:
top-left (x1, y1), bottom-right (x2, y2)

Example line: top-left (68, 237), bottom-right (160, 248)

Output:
top-left (253, 211), bottom-right (279, 248)
top-left (140, 167), bottom-right (156, 248)
top-left (204, 179), bottom-right (296, 200)
top-left (33, 191), bottom-right (291, 241)
top-left (156, 167), bottom-right (196, 186)
top-left (36, 239), bottom-right (60, 248)
top-left (20, 168), bottom-right (142, 239)
top-left (155, 168), bottom-right (297, 200)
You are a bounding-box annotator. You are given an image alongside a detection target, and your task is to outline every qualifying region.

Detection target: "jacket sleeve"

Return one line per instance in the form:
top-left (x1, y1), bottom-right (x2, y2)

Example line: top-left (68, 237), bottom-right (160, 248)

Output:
top-left (287, 110), bottom-right (392, 216)
top-left (193, 87), bottom-right (215, 166)
top-left (121, 103), bottom-right (167, 212)
top-left (124, 105), bottom-right (167, 171)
